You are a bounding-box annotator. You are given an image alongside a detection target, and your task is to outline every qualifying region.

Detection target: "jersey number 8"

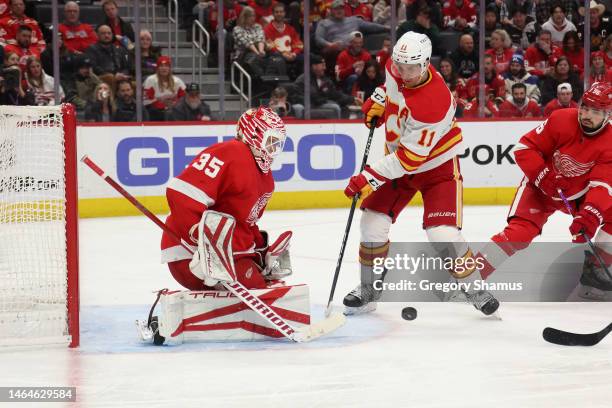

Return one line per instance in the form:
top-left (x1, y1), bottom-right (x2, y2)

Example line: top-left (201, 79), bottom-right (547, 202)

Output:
top-left (192, 153), bottom-right (225, 178)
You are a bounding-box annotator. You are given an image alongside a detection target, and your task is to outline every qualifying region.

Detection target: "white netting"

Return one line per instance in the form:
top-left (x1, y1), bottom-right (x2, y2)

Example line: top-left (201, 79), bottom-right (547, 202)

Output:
top-left (0, 105), bottom-right (70, 346)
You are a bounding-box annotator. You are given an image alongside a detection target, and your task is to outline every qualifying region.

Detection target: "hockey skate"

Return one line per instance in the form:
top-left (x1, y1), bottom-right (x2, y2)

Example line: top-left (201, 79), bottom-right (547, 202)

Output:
top-left (578, 251), bottom-right (612, 300)
top-left (343, 283), bottom-right (382, 315)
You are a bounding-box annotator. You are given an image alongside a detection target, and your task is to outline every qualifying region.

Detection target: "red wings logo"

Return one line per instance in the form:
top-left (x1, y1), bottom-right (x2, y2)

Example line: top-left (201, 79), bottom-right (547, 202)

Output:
top-left (246, 192), bottom-right (273, 226)
top-left (553, 150), bottom-right (594, 177)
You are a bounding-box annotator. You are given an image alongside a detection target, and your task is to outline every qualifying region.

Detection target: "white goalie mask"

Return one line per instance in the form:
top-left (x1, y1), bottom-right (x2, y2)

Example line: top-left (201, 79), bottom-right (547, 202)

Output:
top-left (392, 31), bottom-right (432, 79)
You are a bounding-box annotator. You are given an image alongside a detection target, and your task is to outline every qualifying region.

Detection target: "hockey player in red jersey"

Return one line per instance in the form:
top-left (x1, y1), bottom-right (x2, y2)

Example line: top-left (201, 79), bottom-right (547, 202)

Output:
top-left (160, 106), bottom-right (292, 291)
top-left (476, 82), bottom-right (612, 298)
top-left (342, 31), bottom-right (499, 316)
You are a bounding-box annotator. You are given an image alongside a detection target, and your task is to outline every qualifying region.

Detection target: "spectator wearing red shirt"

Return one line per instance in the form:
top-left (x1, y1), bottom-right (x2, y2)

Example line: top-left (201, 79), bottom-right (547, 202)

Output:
top-left (0, 0), bottom-right (46, 53)
top-left (524, 29), bottom-right (562, 78)
top-left (498, 83), bottom-right (542, 118)
top-left (248, 0), bottom-right (275, 27)
top-left (560, 31), bottom-right (583, 76)
top-left (461, 98), bottom-right (499, 117)
top-left (465, 54), bottom-right (506, 101)
top-left (344, 0), bottom-right (372, 21)
top-left (485, 29), bottom-right (514, 74)
top-left (4, 25), bottom-right (40, 71)
top-left (264, 3), bottom-right (304, 78)
top-left (442, 0), bottom-right (477, 31)
top-left (102, 0), bottom-right (135, 49)
top-left (375, 36), bottom-right (391, 75)
top-left (0, 0), bottom-right (9, 19)
top-left (543, 82), bottom-right (577, 116)
top-left (335, 31), bottom-right (371, 93)
top-left (59, 1), bottom-right (98, 53)
top-left (208, 0), bottom-right (242, 32)
top-left (588, 50), bottom-right (612, 86)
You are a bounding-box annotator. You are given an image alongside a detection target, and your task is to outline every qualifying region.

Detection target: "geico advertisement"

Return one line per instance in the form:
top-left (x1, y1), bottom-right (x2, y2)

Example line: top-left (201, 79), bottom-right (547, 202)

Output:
top-left (77, 120), bottom-right (541, 199)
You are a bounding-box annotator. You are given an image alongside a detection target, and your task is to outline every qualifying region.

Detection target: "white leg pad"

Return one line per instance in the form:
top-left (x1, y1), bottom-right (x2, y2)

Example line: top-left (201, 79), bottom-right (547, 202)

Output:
top-left (360, 209), bottom-right (392, 242)
top-left (157, 285), bottom-right (311, 344)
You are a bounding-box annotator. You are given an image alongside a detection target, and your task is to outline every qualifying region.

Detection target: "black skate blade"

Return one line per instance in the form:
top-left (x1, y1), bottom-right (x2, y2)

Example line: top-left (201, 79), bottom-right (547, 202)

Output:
top-left (543, 323), bottom-right (612, 346)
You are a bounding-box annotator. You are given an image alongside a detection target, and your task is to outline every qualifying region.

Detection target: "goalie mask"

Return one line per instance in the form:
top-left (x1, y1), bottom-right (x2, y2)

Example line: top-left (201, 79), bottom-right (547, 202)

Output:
top-left (578, 82), bottom-right (611, 137)
top-left (237, 106), bottom-right (287, 173)
top-left (391, 31), bottom-right (432, 83)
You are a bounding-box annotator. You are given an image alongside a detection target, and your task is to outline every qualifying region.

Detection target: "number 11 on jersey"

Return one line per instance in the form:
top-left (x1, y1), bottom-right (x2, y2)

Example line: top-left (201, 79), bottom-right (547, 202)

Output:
top-left (418, 129), bottom-right (436, 147)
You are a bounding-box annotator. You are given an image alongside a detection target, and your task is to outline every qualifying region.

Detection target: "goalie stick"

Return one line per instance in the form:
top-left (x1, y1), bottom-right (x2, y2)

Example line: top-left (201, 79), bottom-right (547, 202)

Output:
top-left (543, 323), bottom-right (612, 346)
top-left (541, 190), bottom-right (611, 346)
top-left (81, 155), bottom-right (345, 343)
top-left (325, 118), bottom-right (377, 317)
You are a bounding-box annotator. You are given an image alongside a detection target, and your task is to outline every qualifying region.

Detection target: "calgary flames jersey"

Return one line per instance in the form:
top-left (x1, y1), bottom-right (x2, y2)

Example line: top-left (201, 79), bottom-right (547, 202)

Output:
top-left (161, 139), bottom-right (273, 263)
top-left (514, 108), bottom-right (612, 208)
top-left (372, 61), bottom-right (463, 179)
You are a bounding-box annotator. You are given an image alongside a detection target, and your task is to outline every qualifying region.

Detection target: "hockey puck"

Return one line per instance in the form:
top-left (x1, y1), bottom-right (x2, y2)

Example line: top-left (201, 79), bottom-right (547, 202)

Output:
top-left (401, 307), bottom-right (417, 321)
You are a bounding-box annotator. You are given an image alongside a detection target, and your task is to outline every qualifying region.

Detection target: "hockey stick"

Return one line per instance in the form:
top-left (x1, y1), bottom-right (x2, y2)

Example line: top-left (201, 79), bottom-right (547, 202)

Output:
top-left (543, 323), bottom-right (612, 346)
top-left (541, 189), bottom-right (611, 346)
top-left (81, 155), bottom-right (345, 343)
top-left (325, 118), bottom-right (377, 317)
top-left (557, 189), bottom-right (611, 280)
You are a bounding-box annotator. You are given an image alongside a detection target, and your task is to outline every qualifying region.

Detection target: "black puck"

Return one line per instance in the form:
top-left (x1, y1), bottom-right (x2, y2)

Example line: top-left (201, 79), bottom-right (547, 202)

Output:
top-left (401, 306), bottom-right (417, 321)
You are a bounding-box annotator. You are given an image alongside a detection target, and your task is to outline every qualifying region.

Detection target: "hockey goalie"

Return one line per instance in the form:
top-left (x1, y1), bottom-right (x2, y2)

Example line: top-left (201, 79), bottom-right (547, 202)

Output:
top-left (140, 107), bottom-right (311, 344)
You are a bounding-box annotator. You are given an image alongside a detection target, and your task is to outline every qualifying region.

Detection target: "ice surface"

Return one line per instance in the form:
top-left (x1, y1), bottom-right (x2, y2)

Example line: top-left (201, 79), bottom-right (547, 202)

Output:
top-left (1, 206), bottom-right (611, 408)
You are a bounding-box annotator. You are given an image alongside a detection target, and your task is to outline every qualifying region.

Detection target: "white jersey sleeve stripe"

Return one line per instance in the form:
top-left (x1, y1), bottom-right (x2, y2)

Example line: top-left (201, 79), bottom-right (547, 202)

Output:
top-left (168, 177), bottom-right (216, 207)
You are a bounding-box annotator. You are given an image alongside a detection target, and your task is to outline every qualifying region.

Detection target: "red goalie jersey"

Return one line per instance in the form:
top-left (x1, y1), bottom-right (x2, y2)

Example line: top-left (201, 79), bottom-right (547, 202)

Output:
top-left (161, 139), bottom-right (273, 264)
top-left (514, 108), bottom-right (612, 208)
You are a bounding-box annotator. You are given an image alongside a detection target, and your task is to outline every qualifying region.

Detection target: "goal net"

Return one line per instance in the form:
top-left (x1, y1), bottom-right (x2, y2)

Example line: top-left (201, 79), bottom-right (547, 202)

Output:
top-left (0, 104), bottom-right (79, 347)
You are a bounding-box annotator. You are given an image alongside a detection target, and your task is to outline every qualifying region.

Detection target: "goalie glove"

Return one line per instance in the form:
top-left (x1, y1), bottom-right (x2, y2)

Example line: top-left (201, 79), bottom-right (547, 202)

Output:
top-left (361, 87), bottom-right (385, 128)
top-left (256, 231), bottom-right (293, 280)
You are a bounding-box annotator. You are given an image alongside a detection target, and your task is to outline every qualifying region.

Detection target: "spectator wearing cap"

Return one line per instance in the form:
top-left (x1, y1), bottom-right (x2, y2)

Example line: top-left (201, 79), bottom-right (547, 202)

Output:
top-left (543, 82), bottom-right (577, 116)
top-left (85, 24), bottom-right (131, 88)
top-left (503, 5), bottom-right (538, 49)
top-left (291, 54), bottom-right (363, 119)
top-left (450, 33), bottom-right (478, 79)
top-left (503, 54), bottom-right (541, 103)
top-left (344, 0), bottom-right (373, 21)
top-left (113, 79), bottom-right (143, 122)
top-left (335, 31), bottom-right (371, 93)
top-left (498, 83), bottom-right (542, 118)
top-left (4, 25), bottom-right (40, 70)
top-left (0, 0), bottom-right (45, 53)
top-left (171, 82), bottom-right (213, 121)
top-left (65, 55), bottom-right (101, 111)
top-left (264, 3), bottom-right (304, 79)
top-left (539, 56), bottom-right (582, 105)
top-left (485, 29), bottom-right (514, 74)
top-left (315, 0), bottom-right (387, 77)
top-left (524, 30), bottom-right (562, 78)
top-left (588, 50), bottom-right (612, 85)
top-left (542, 4), bottom-right (577, 46)
top-left (59, 1), bottom-right (98, 53)
top-left (577, 1), bottom-right (609, 51)
top-left (129, 29), bottom-right (161, 78)
top-left (102, 0), bottom-right (135, 50)
top-left (442, 0), bottom-right (477, 32)
top-left (143, 56), bottom-right (186, 121)
top-left (396, 7), bottom-right (441, 56)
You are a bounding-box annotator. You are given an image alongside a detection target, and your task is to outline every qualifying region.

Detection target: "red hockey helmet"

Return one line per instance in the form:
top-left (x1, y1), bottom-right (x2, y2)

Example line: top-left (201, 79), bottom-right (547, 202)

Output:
top-left (581, 82), bottom-right (611, 111)
top-left (579, 82), bottom-right (611, 136)
top-left (236, 106), bottom-right (286, 173)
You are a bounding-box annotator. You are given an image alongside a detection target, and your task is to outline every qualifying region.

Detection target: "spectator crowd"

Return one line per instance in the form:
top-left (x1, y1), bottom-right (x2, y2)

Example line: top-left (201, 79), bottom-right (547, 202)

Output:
top-left (0, 0), bottom-right (609, 120)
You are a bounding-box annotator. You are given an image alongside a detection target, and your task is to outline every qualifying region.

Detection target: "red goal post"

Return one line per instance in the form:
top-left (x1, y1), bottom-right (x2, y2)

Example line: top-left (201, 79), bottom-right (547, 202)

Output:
top-left (0, 104), bottom-right (79, 347)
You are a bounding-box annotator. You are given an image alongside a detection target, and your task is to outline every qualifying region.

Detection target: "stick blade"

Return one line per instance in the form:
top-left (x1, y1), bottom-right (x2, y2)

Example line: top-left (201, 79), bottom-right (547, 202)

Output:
top-left (542, 327), bottom-right (602, 346)
top-left (295, 313), bottom-right (346, 342)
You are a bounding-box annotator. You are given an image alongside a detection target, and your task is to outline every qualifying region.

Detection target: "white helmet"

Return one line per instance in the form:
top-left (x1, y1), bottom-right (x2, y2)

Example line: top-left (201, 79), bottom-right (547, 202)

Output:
top-left (392, 31), bottom-right (432, 77)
